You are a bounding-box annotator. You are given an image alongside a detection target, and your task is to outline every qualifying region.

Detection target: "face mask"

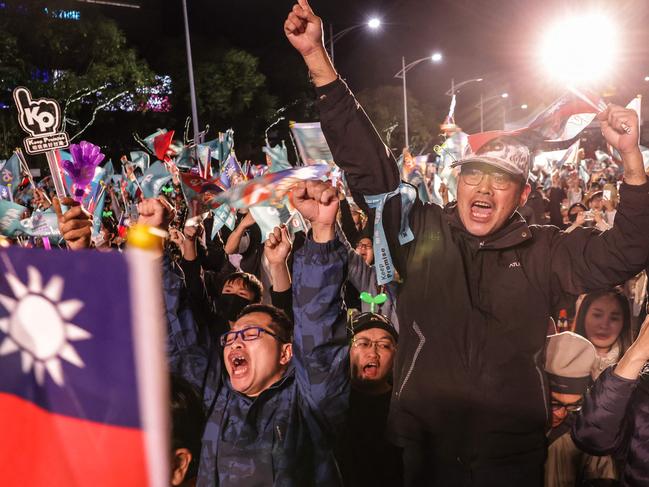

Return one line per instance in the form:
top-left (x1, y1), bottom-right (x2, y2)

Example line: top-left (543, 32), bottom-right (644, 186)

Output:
top-left (218, 293), bottom-right (252, 322)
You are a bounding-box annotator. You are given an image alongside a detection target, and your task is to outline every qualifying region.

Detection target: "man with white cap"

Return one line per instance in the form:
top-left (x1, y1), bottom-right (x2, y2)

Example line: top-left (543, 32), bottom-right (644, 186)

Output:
top-left (544, 332), bottom-right (617, 486)
top-left (284, 1), bottom-right (649, 484)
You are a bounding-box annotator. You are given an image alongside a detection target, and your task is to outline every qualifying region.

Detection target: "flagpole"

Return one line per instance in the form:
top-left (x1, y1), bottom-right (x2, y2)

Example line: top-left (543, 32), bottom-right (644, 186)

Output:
top-left (181, 0), bottom-right (200, 149)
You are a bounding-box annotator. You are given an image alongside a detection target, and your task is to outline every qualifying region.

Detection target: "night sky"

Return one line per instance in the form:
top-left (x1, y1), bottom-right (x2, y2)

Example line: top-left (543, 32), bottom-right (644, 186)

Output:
top-left (88, 0), bottom-right (649, 133)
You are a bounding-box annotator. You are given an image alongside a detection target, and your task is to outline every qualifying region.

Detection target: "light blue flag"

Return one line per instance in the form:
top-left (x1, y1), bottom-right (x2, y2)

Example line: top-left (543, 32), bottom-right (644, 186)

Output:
top-left (211, 204), bottom-right (236, 239)
top-left (140, 161), bottom-right (172, 199)
top-left (249, 201), bottom-right (292, 242)
top-left (213, 129), bottom-right (235, 162)
top-left (263, 141), bottom-right (292, 173)
top-left (175, 146), bottom-right (194, 169)
top-left (0, 154), bottom-right (22, 197)
top-left (0, 201), bottom-right (27, 237)
top-left (129, 151), bottom-right (150, 173)
top-left (19, 209), bottom-right (61, 240)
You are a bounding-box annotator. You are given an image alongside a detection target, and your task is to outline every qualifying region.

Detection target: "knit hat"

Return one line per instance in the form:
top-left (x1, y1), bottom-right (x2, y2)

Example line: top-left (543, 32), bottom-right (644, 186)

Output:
top-left (545, 332), bottom-right (597, 394)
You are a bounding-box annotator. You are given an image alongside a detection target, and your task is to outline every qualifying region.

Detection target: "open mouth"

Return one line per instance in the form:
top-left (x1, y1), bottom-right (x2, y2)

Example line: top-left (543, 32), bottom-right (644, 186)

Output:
top-left (229, 353), bottom-right (249, 377)
top-left (362, 362), bottom-right (379, 378)
top-left (470, 200), bottom-right (493, 221)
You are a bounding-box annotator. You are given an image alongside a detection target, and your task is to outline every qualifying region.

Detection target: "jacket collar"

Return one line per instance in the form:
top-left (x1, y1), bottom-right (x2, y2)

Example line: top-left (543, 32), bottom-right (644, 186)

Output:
top-left (443, 202), bottom-right (533, 250)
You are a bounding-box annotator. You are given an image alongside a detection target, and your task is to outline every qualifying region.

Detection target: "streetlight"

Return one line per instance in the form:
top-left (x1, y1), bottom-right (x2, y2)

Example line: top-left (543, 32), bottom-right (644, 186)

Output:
top-left (445, 77), bottom-right (483, 97)
top-left (328, 18), bottom-right (382, 65)
top-left (181, 0), bottom-right (200, 147)
top-left (476, 93), bottom-right (509, 132)
top-left (394, 53), bottom-right (443, 147)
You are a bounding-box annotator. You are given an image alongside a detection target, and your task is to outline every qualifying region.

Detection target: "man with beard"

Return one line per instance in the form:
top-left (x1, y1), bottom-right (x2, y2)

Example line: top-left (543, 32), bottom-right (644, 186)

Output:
top-left (284, 1), bottom-right (649, 484)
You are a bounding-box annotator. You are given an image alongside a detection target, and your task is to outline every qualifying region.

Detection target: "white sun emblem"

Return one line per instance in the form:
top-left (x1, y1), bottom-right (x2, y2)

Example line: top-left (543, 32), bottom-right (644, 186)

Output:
top-left (0, 266), bottom-right (91, 386)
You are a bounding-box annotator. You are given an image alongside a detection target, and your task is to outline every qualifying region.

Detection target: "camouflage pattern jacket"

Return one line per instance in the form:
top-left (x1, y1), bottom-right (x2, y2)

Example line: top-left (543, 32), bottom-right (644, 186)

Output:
top-left (166, 237), bottom-right (350, 486)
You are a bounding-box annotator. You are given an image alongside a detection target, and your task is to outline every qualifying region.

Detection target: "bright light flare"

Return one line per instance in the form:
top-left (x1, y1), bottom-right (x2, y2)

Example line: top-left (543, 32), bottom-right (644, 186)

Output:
top-left (520, 104), bottom-right (528, 109)
top-left (539, 13), bottom-right (618, 86)
top-left (501, 93), bottom-right (509, 98)
top-left (644, 76), bottom-right (649, 82)
top-left (431, 52), bottom-right (443, 63)
top-left (367, 18), bottom-right (381, 29)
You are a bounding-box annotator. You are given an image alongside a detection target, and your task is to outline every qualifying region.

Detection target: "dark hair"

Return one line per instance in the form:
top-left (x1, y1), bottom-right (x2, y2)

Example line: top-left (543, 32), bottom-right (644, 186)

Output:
top-left (237, 303), bottom-right (294, 343)
top-left (574, 289), bottom-right (632, 358)
top-left (170, 375), bottom-right (205, 480)
top-left (223, 271), bottom-right (263, 303)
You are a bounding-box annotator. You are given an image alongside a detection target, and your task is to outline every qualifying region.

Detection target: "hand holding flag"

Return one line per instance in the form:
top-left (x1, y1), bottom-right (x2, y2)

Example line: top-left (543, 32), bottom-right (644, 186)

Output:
top-left (52, 197), bottom-right (92, 250)
top-left (597, 104), bottom-right (646, 185)
top-left (292, 180), bottom-right (338, 242)
top-left (136, 198), bottom-right (175, 231)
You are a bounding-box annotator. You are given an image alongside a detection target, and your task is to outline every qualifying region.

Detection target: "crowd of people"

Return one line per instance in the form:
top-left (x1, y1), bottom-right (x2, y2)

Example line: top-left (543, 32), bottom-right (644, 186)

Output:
top-left (2, 0), bottom-right (649, 486)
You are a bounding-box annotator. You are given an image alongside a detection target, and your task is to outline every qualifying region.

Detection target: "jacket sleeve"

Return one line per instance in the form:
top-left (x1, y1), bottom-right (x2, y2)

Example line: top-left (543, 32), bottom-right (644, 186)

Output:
top-left (316, 78), bottom-right (411, 274)
top-left (339, 197), bottom-right (360, 245)
top-left (178, 257), bottom-right (222, 346)
top-left (292, 234), bottom-right (350, 432)
top-left (550, 182), bottom-right (649, 294)
top-left (336, 224), bottom-right (373, 296)
top-left (162, 257), bottom-right (211, 393)
top-left (572, 366), bottom-right (637, 455)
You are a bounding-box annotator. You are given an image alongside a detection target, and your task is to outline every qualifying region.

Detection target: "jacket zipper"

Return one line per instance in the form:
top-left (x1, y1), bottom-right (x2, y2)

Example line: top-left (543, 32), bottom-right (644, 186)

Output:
top-left (397, 322), bottom-right (426, 398)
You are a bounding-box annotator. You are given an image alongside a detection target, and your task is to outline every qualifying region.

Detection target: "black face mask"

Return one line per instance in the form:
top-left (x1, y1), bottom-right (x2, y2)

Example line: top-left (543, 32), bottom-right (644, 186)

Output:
top-left (218, 293), bottom-right (252, 322)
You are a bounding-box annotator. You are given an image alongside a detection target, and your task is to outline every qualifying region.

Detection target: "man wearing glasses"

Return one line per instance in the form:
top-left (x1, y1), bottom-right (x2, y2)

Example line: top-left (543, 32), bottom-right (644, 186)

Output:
top-left (336, 312), bottom-right (402, 486)
top-left (178, 180), bottom-right (351, 486)
top-left (284, 1), bottom-right (649, 484)
top-left (544, 332), bottom-right (616, 486)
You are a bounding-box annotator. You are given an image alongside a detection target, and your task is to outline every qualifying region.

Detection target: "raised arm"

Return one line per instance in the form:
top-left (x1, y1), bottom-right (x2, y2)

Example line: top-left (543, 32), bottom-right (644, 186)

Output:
top-left (551, 106), bottom-right (649, 294)
top-left (291, 181), bottom-right (349, 430)
top-left (572, 316), bottom-right (649, 455)
top-left (284, 0), bottom-right (401, 199)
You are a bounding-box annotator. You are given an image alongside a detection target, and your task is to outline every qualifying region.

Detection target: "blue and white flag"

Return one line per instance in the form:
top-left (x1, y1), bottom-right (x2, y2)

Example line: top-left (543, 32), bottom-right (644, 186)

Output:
top-left (0, 154), bottom-right (22, 198)
top-left (0, 247), bottom-right (168, 486)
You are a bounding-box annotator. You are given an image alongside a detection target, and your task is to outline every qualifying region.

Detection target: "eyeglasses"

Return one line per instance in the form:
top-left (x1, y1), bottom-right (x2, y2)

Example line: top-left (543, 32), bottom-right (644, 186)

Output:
top-left (460, 167), bottom-right (515, 190)
top-left (220, 326), bottom-right (284, 347)
top-left (355, 243), bottom-right (372, 251)
top-left (351, 337), bottom-right (396, 352)
top-left (551, 399), bottom-right (583, 413)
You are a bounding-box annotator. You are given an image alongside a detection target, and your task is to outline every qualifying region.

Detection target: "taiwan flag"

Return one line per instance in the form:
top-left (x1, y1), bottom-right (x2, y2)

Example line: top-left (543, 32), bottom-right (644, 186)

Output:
top-left (0, 248), bottom-right (169, 486)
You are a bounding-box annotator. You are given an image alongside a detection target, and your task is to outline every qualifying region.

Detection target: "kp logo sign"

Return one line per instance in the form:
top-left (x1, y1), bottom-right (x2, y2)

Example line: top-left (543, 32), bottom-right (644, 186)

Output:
top-left (12, 87), bottom-right (69, 155)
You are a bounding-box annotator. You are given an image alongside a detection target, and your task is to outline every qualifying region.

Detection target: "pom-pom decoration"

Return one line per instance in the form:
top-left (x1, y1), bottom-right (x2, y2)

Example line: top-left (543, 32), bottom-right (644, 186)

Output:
top-left (62, 141), bottom-right (105, 203)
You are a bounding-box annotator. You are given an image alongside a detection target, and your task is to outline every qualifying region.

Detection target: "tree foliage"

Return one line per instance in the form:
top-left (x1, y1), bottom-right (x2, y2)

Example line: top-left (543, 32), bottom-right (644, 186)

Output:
top-left (0, 8), bottom-right (156, 156)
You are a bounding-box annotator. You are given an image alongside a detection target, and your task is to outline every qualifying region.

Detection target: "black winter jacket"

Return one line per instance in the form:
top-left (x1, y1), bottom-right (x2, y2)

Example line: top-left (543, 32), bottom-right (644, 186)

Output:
top-left (316, 78), bottom-right (649, 482)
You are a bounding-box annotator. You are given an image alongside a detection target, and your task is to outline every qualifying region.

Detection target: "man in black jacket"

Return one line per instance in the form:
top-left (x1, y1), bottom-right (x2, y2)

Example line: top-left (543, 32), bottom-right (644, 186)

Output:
top-left (284, 1), bottom-right (649, 485)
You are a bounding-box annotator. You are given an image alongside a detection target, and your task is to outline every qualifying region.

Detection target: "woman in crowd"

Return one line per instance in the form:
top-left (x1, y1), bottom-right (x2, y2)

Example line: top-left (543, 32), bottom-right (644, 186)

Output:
top-left (574, 289), bottom-right (633, 379)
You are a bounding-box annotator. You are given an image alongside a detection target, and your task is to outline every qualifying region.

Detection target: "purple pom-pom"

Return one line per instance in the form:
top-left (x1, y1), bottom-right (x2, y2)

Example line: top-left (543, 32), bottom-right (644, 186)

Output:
top-left (62, 141), bottom-right (105, 202)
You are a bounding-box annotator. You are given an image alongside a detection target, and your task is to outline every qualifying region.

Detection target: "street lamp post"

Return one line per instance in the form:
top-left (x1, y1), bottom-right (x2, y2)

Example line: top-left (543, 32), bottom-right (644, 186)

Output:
top-left (394, 53), bottom-right (443, 147)
top-left (181, 0), bottom-right (200, 147)
top-left (476, 92), bottom-right (509, 132)
top-left (328, 18), bottom-right (381, 65)
top-left (445, 77), bottom-right (483, 97)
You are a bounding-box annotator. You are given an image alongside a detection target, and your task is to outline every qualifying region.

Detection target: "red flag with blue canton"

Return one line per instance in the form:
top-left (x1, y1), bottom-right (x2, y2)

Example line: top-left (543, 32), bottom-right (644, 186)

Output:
top-left (0, 248), bottom-right (168, 487)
